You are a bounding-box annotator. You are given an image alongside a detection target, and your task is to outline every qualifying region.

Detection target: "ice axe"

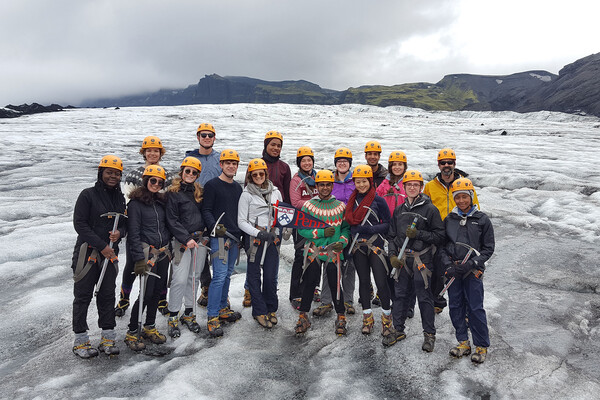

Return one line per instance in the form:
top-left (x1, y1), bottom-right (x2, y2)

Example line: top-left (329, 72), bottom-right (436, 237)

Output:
top-left (438, 242), bottom-right (481, 297)
top-left (95, 212), bottom-right (127, 297)
top-left (349, 206), bottom-right (372, 253)
top-left (361, 205), bottom-right (389, 246)
top-left (134, 266), bottom-right (160, 340)
top-left (390, 212), bottom-right (427, 279)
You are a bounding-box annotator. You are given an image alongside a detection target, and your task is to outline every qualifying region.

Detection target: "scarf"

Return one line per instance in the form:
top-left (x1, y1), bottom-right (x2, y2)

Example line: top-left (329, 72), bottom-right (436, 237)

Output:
top-left (262, 149), bottom-right (279, 163)
top-left (345, 182), bottom-right (376, 225)
top-left (298, 170), bottom-right (316, 187)
top-left (246, 180), bottom-right (274, 204)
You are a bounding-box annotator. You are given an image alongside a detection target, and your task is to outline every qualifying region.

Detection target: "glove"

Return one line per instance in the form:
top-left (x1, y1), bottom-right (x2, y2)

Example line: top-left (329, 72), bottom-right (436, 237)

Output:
top-left (257, 230), bottom-right (276, 242)
top-left (390, 255), bottom-right (405, 269)
top-left (215, 224), bottom-right (227, 237)
top-left (282, 228), bottom-right (292, 241)
top-left (134, 260), bottom-right (148, 276)
top-left (405, 226), bottom-right (419, 239)
top-left (331, 242), bottom-right (344, 252)
top-left (445, 265), bottom-right (457, 278)
top-left (350, 225), bottom-right (367, 236)
top-left (323, 226), bottom-right (335, 237)
top-left (455, 260), bottom-right (474, 275)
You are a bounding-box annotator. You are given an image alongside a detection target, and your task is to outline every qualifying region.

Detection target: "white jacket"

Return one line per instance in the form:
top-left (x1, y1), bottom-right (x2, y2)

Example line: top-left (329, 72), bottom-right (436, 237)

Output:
top-left (237, 185), bottom-right (283, 238)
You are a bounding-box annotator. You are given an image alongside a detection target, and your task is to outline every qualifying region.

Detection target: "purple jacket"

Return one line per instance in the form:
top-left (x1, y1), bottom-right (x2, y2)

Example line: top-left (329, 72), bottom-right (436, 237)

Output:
top-left (332, 171), bottom-right (355, 204)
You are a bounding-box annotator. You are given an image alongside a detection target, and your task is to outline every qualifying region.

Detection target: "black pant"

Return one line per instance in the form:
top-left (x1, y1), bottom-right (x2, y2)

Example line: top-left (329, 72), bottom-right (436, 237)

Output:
top-left (120, 245), bottom-right (169, 302)
top-left (431, 250), bottom-right (447, 309)
top-left (72, 250), bottom-right (117, 333)
top-left (200, 252), bottom-right (212, 287)
top-left (354, 249), bottom-right (391, 310)
top-left (300, 259), bottom-right (344, 314)
top-left (289, 230), bottom-right (306, 300)
top-left (392, 257), bottom-right (435, 334)
top-left (127, 256), bottom-right (169, 331)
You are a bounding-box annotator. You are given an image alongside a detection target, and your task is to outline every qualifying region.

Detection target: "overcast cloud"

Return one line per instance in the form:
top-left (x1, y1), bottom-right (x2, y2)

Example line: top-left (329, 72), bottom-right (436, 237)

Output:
top-left (1, 0), bottom-right (598, 106)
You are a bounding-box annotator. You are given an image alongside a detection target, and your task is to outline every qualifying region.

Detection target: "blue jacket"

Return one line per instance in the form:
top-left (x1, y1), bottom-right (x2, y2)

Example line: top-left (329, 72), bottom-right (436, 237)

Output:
top-left (185, 148), bottom-right (222, 186)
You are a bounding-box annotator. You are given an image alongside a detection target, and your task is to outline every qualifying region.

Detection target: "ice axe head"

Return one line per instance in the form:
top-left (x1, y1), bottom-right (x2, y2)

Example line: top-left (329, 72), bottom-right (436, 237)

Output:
top-left (402, 212), bottom-right (427, 222)
top-left (100, 212), bottom-right (128, 219)
top-left (455, 242), bottom-right (480, 256)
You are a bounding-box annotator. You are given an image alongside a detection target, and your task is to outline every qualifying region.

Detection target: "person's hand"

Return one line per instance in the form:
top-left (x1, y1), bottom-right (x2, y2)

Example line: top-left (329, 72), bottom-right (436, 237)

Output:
top-left (406, 226), bottom-right (418, 239)
top-left (108, 230), bottom-right (121, 243)
top-left (215, 224), bottom-right (227, 237)
top-left (257, 230), bottom-right (276, 242)
top-left (455, 260), bottom-right (474, 275)
top-left (186, 239), bottom-right (199, 249)
top-left (445, 265), bottom-right (457, 278)
top-left (101, 245), bottom-right (116, 260)
top-left (350, 225), bottom-right (366, 236)
top-left (134, 260), bottom-right (148, 276)
top-left (331, 242), bottom-right (344, 252)
top-left (390, 255), bottom-right (405, 269)
top-left (282, 228), bottom-right (292, 241)
top-left (323, 227), bottom-right (335, 237)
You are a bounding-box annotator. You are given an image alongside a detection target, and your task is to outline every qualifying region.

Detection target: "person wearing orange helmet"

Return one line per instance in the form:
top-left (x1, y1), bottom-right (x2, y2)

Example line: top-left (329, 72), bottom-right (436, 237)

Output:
top-left (261, 131), bottom-right (291, 204)
top-left (123, 165), bottom-right (172, 352)
top-left (71, 156), bottom-right (127, 358)
top-left (237, 159), bottom-right (283, 329)
top-left (364, 140), bottom-right (388, 187)
top-left (185, 123), bottom-right (222, 185)
top-left (441, 178), bottom-right (494, 364)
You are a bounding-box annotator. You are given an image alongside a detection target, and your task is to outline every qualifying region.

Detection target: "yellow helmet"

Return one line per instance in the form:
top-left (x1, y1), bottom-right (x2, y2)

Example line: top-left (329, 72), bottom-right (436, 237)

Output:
top-left (364, 140), bottom-right (382, 153)
top-left (352, 164), bottom-right (373, 179)
top-left (143, 165), bottom-right (166, 180)
top-left (450, 178), bottom-right (475, 194)
top-left (297, 146), bottom-right (314, 158)
top-left (334, 147), bottom-right (353, 159)
top-left (99, 155), bottom-right (123, 171)
top-left (197, 123), bottom-right (215, 134)
top-left (220, 149), bottom-right (240, 162)
top-left (180, 157), bottom-right (202, 172)
top-left (315, 169), bottom-right (335, 183)
top-left (437, 148), bottom-right (456, 161)
top-left (248, 158), bottom-right (268, 172)
top-left (403, 170), bottom-right (423, 184)
top-left (264, 130), bottom-right (283, 143)
top-left (140, 136), bottom-right (165, 156)
top-left (388, 151), bottom-right (407, 163)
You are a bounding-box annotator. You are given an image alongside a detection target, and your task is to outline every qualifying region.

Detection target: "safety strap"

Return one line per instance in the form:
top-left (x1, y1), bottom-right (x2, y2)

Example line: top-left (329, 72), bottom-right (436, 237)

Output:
top-left (402, 245), bottom-right (433, 288)
top-left (355, 234), bottom-right (389, 274)
top-left (142, 242), bottom-right (172, 270)
top-left (73, 242), bottom-right (100, 282)
top-left (247, 236), bottom-right (261, 263)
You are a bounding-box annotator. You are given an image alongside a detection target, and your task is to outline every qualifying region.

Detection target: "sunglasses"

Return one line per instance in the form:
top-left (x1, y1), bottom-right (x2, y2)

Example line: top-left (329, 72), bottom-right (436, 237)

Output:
top-left (438, 160), bottom-right (455, 166)
top-left (251, 171), bottom-right (266, 178)
top-left (149, 177), bottom-right (165, 186)
top-left (183, 168), bottom-right (199, 176)
top-left (198, 133), bottom-right (215, 138)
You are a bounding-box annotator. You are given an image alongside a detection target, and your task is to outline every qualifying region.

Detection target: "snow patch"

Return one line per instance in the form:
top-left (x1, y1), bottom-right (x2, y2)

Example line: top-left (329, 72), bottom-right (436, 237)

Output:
top-left (530, 73), bottom-right (552, 82)
top-left (496, 79), bottom-right (503, 84)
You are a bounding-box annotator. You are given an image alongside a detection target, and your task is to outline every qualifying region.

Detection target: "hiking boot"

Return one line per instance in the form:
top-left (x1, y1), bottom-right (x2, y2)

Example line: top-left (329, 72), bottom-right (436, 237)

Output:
top-left (290, 298), bottom-right (301, 310)
top-left (158, 299), bottom-right (169, 316)
top-left (242, 289), bottom-right (252, 308)
top-left (335, 314), bottom-right (347, 336)
top-left (450, 340), bottom-right (472, 358)
top-left (219, 307), bottom-right (242, 323)
top-left (115, 298), bottom-right (129, 318)
top-left (124, 331), bottom-right (146, 352)
top-left (142, 325), bottom-right (167, 344)
top-left (180, 313), bottom-right (201, 333)
top-left (197, 286), bottom-right (209, 307)
top-left (98, 337), bottom-right (120, 356)
top-left (167, 316), bottom-right (181, 338)
top-left (471, 347), bottom-right (487, 364)
top-left (422, 332), bottom-right (436, 352)
top-left (312, 303), bottom-right (333, 317)
top-left (361, 313), bottom-right (374, 335)
top-left (382, 329), bottom-right (406, 347)
top-left (207, 317), bottom-right (223, 338)
top-left (344, 302), bottom-right (356, 315)
top-left (254, 314), bottom-right (273, 329)
top-left (372, 293), bottom-right (381, 307)
top-left (295, 312), bottom-right (311, 335)
top-left (313, 288), bottom-right (321, 303)
top-left (72, 341), bottom-right (99, 359)
top-left (267, 312), bottom-right (278, 326)
top-left (381, 313), bottom-right (393, 337)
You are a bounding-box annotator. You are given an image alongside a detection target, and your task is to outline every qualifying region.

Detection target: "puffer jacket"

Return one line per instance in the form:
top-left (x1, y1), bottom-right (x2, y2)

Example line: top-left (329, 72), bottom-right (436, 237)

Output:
top-left (166, 182), bottom-right (205, 244)
top-left (388, 193), bottom-right (444, 264)
top-left (376, 176), bottom-right (406, 217)
top-left (237, 183), bottom-right (283, 237)
top-left (423, 169), bottom-right (480, 220)
top-left (332, 171), bottom-right (355, 204)
top-left (441, 207), bottom-right (495, 271)
top-left (127, 190), bottom-right (171, 262)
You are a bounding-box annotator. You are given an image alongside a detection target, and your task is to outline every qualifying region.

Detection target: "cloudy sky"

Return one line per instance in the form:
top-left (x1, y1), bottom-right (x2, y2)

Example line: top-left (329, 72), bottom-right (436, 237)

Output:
top-left (1, 0), bottom-right (598, 106)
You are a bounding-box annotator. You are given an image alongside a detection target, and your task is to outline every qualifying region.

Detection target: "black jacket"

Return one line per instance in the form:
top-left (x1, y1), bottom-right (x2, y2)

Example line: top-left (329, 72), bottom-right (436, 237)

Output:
top-left (71, 180), bottom-right (127, 268)
top-left (166, 182), bottom-right (205, 244)
top-left (373, 163), bottom-right (389, 188)
top-left (127, 189), bottom-right (171, 262)
top-left (388, 194), bottom-right (444, 262)
top-left (441, 208), bottom-right (495, 270)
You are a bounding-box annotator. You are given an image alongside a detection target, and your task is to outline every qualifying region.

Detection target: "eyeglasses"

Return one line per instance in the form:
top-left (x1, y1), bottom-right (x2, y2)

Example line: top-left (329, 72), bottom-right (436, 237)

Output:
top-left (405, 182), bottom-right (421, 188)
top-left (183, 168), bottom-right (199, 176)
top-left (198, 133), bottom-right (215, 138)
top-left (251, 171), bottom-right (266, 178)
top-left (336, 159), bottom-right (349, 164)
top-left (438, 160), bottom-right (455, 166)
top-left (149, 177), bottom-right (165, 187)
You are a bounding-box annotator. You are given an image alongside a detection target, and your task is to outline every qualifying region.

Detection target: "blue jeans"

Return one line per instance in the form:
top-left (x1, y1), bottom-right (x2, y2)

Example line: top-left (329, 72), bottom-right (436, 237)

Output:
top-left (448, 271), bottom-right (489, 347)
top-left (207, 238), bottom-right (239, 318)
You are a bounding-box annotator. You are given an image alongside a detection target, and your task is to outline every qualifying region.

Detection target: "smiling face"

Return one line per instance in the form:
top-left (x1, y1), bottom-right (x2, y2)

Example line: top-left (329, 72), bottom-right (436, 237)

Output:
top-left (299, 156), bottom-right (314, 173)
top-left (144, 148), bottom-right (161, 164)
top-left (266, 138), bottom-right (282, 158)
top-left (390, 161), bottom-right (406, 177)
top-left (181, 167), bottom-right (200, 184)
top-left (220, 160), bottom-right (239, 179)
top-left (454, 192), bottom-right (472, 212)
top-left (354, 177), bottom-right (370, 194)
top-left (197, 130), bottom-right (216, 150)
top-left (365, 151), bottom-right (381, 167)
top-left (404, 181), bottom-right (422, 199)
top-left (335, 158), bottom-right (350, 174)
top-left (316, 181), bottom-right (333, 199)
top-left (102, 167), bottom-right (122, 188)
top-left (438, 158), bottom-right (455, 179)
top-left (147, 176), bottom-right (164, 193)
top-left (251, 169), bottom-right (266, 186)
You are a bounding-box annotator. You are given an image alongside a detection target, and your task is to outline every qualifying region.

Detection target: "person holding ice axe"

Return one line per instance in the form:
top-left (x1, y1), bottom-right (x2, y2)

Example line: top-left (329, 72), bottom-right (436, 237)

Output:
top-left (238, 158), bottom-right (283, 329)
top-left (71, 155), bottom-right (127, 358)
top-left (386, 170), bottom-right (444, 351)
top-left (441, 178), bottom-right (494, 363)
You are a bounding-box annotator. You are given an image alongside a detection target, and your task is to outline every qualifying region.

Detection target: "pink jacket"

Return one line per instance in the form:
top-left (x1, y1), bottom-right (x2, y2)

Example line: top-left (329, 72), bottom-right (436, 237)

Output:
top-left (290, 172), bottom-right (318, 209)
top-left (376, 177), bottom-right (406, 217)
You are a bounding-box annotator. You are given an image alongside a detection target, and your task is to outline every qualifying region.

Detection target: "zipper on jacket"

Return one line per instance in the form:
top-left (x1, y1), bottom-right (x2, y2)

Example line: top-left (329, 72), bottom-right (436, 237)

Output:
top-left (153, 202), bottom-right (163, 246)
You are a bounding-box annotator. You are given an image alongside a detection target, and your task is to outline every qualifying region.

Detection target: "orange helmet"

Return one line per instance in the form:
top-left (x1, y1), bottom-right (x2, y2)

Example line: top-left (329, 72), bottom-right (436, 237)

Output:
top-left (264, 130), bottom-right (283, 143)
top-left (352, 164), bottom-right (373, 179)
top-left (99, 155), bottom-right (123, 171)
top-left (180, 157), bottom-right (202, 172)
top-left (197, 123), bottom-right (215, 134)
top-left (143, 165), bottom-right (166, 180)
top-left (315, 170), bottom-right (335, 183)
top-left (220, 149), bottom-right (240, 162)
top-left (388, 151), bottom-right (407, 163)
top-left (140, 136), bottom-right (166, 156)
top-left (364, 140), bottom-right (382, 153)
top-left (403, 170), bottom-right (423, 184)
top-left (296, 146), bottom-right (314, 158)
top-left (248, 158), bottom-right (268, 172)
top-left (437, 148), bottom-right (456, 161)
top-left (450, 178), bottom-right (475, 195)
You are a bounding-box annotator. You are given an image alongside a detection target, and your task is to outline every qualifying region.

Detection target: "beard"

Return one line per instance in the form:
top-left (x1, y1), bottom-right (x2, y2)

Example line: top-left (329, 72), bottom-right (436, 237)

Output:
top-left (441, 167), bottom-right (453, 177)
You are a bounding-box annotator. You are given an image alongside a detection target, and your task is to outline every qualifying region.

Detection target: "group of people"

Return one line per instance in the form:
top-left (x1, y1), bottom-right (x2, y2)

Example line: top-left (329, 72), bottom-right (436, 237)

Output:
top-left (71, 123), bottom-right (495, 365)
